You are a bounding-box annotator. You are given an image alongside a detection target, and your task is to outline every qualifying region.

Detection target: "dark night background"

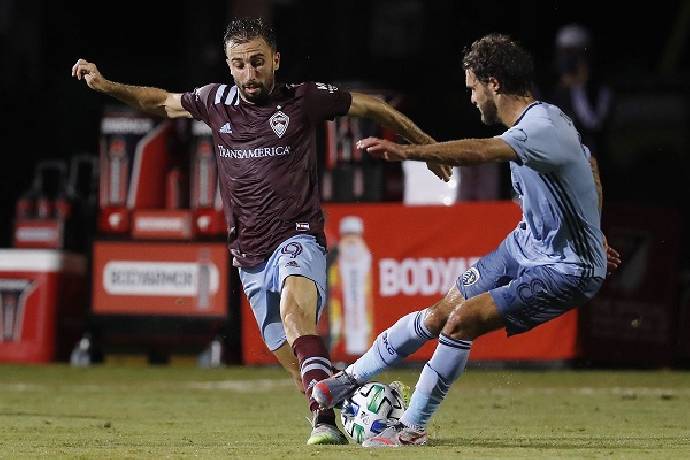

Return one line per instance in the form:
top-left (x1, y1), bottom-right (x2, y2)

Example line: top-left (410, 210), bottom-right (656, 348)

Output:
top-left (1, 0), bottom-right (688, 260)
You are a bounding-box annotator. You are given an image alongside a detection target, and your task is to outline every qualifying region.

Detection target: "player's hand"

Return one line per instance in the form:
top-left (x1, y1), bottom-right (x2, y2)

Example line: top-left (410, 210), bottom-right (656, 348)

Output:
top-left (356, 137), bottom-right (406, 161)
top-left (71, 58), bottom-right (105, 90)
top-left (426, 162), bottom-right (452, 182)
top-left (603, 235), bottom-right (621, 275)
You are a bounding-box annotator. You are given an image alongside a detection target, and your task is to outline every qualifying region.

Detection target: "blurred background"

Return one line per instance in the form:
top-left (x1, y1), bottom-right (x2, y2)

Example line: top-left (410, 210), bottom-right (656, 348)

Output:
top-left (0, 0), bottom-right (689, 368)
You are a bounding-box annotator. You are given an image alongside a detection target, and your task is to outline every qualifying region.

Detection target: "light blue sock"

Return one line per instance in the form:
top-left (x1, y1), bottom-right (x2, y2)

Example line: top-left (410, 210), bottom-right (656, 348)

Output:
top-left (400, 334), bottom-right (472, 430)
top-left (346, 310), bottom-right (435, 383)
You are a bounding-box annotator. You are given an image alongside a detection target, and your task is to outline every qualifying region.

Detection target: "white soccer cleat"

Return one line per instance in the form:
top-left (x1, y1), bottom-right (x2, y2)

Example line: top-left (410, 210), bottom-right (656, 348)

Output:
top-left (361, 423), bottom-right (428, 448)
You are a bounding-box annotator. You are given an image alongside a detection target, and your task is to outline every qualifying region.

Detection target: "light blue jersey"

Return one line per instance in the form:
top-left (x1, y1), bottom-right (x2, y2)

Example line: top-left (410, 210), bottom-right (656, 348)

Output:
top-left (497, 101), bottom-right (606, 278)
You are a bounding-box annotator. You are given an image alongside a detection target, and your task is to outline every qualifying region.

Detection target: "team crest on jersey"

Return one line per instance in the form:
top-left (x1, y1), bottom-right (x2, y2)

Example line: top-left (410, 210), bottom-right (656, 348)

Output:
top-left (461, 267), bottom-right (480, 286)
top-left (269, 110), bottom-right (289, 138)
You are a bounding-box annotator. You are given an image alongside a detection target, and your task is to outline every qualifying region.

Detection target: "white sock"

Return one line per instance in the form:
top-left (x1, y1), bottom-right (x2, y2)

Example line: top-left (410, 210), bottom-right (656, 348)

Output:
top-left (400, 334), bottom-right (472, 429)
top-left (346, 310), bottom-right (435, 383)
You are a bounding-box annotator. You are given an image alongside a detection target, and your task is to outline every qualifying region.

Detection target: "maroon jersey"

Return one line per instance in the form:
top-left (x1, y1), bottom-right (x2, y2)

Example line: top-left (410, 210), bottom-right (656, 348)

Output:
top-left (181, 82), bottom-right (351, 267)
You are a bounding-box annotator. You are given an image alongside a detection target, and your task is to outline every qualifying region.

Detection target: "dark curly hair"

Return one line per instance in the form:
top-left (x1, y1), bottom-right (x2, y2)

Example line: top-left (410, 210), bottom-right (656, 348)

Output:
top-left (223, 17), bottom-right (277, 51)
top-left (462, 34), bottom-right (534, 96)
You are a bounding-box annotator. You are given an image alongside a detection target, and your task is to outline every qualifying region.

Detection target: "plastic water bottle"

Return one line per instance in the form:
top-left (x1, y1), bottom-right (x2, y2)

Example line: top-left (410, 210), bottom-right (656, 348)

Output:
top-left (70, 335), bottom-right (92, 367)
top-left (198, 338), bottom-right (223, 368)
top-left (337, 216), bottom-right (374, 355)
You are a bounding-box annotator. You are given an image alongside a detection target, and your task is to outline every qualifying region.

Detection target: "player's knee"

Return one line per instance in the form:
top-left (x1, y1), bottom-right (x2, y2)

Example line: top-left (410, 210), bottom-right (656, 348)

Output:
top-left (424, 287), bottom-right (463, 335)
top-left (422, 306), bottom-right (447, 335)
top-left (442, 304), bottom-right (483, 340)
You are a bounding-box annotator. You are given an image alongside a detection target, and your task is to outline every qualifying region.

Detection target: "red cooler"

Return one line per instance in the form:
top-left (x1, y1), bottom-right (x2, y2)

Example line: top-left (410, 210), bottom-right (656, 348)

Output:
top-left (0, 250), bottom-right (87, 363)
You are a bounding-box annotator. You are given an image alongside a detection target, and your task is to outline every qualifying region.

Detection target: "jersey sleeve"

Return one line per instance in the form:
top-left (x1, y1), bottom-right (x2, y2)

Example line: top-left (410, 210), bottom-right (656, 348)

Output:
top-left (180, 83), bottom-right (220, 124)
top-left (301, 81), bottom-right (352, 123)
top-left (497, 118), bottom-right (569, 172)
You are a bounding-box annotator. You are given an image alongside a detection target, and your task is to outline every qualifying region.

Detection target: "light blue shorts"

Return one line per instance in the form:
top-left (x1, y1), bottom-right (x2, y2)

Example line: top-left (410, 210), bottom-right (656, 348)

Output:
top-left (239, 234), bottom-right (327, 351)
top-left (457, 239), bottom-right (603, 336)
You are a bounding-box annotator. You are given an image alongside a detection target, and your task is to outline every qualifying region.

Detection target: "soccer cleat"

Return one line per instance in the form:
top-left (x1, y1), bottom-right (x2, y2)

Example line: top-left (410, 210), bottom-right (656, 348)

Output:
top-left (312, 370), bottom-right (359, 410)
top-left (306, 420), bottom-right (349, 445)
top-left (361, 423), bottom-right (428, 447)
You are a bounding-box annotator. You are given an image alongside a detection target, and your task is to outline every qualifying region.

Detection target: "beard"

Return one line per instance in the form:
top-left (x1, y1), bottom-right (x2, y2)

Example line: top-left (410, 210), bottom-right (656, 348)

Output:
top-left (479, 98), bottom-right (499, 125)
top-left (239, 79), bottom-right (273, 104)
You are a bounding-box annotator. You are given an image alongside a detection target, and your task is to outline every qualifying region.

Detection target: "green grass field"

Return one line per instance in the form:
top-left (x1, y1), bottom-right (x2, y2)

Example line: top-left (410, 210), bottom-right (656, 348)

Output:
top-left (1, 365), bottom-right (689, 459)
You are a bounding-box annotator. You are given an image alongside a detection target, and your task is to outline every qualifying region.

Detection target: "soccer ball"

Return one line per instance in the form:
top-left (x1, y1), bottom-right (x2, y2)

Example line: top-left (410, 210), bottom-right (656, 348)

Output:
top-left (340, 381), bottom-right (406, 444)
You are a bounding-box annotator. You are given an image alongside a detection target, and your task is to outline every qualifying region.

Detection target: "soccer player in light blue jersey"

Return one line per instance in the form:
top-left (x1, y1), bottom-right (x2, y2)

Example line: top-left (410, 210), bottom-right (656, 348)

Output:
top-left (313, 34), bottom-right (621, 447)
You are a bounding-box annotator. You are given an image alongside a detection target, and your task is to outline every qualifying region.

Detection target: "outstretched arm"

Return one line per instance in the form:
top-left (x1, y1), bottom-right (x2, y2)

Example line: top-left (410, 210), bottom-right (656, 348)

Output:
top-left (348, 92), bottom-right (452, 181)
top-left (357, 136), bottom-right (517, 166)
top-left (71, 58), bottom-right (191, 119)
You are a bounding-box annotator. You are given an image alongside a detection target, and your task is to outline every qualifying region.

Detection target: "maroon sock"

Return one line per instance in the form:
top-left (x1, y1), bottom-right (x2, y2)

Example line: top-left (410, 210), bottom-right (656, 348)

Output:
top-left (292, 334), bottom-right (335, 425)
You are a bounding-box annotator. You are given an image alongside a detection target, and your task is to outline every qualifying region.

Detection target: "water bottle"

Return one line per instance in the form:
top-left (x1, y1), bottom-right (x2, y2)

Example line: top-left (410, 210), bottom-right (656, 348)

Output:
top-left (70, 335), bottom-right (92, 367)
top-left (337, 216), bottom-right (374, 355)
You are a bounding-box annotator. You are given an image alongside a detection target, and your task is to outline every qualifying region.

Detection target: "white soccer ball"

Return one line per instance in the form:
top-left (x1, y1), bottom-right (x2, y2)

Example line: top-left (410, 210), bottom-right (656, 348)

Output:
top-left (340, 381), bottom-right (406, 444)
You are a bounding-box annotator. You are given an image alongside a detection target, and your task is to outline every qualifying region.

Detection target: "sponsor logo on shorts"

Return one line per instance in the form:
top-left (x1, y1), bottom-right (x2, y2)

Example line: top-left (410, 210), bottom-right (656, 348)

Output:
top-left (462, 267), bottom-right (481, 286)
top-left (286, 261), bottom-right (300, 268)
top-left (516, 279), bottom-right (549, 306)
top-left (281, 242), bottom-right (303, 259)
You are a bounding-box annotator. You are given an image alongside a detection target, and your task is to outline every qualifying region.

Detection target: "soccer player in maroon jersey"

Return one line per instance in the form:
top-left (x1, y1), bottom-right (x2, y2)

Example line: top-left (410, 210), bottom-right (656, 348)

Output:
top-left (72, 17), bottom-right (450, 445)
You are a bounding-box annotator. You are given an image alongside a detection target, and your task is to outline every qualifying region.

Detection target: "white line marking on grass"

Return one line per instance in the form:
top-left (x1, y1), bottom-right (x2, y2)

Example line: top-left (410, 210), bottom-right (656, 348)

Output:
top-left (476, 387), bottom-right (690, 396)
top-left (186, 379), bottom-right (295, 392)
top-left (0, 379), bottom-right (295, 393)
top-left (0, 384), bottom-right (45, 391)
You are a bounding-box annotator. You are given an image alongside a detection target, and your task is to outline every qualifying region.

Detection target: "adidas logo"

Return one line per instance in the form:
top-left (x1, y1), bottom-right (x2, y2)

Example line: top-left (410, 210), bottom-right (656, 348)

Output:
top-left (219, 123), bottom-right (232, 134)
top-left (286, 261), bottom-right (300, 267)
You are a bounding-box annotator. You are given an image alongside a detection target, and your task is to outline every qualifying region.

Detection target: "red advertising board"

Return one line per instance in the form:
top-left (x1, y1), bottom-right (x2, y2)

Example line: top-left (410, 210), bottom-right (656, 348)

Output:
top-left (92, 241), bottom-right (228, 317)
top-left (0, 250), bottom-right (87, 363)
top-left (241, 202), bottom-right (580, 364)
